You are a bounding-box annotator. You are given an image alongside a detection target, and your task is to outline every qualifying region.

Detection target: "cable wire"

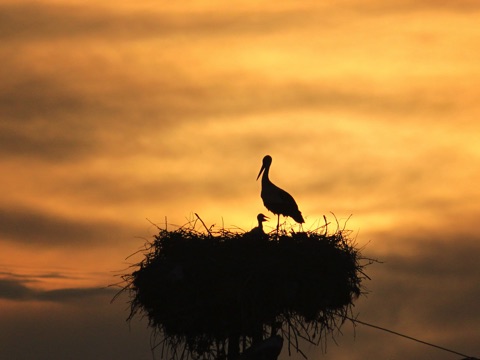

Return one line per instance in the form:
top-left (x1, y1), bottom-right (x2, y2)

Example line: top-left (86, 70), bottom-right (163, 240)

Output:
top-left (345, 316), bottom-right (479, 360)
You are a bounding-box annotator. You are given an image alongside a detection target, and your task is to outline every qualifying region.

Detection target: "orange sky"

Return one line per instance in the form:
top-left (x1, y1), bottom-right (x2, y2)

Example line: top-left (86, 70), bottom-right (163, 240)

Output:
top-left (1, 1), bottom-right (479, 359)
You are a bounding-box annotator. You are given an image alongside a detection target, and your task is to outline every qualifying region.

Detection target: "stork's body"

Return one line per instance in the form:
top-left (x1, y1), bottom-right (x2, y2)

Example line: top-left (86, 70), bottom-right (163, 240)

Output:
top-left (256, 155), bottom-right (304, 228)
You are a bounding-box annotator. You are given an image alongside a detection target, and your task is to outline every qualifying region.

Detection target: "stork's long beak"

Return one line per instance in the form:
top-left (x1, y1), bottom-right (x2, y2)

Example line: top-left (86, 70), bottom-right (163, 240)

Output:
top-left (256, 164), bottom-right (265, 181)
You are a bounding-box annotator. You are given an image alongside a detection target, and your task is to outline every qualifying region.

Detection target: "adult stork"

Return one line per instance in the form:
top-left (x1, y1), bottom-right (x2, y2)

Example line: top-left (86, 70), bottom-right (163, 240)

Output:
top-left (256, 155), bottom-right (304, 230)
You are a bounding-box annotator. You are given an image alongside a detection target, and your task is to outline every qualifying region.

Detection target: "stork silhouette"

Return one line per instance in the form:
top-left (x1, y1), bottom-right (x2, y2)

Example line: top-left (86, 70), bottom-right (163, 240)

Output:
top-left (247, 213), bottom-right (269, 237)
top-left (256, 155), bottom-right (304, 232)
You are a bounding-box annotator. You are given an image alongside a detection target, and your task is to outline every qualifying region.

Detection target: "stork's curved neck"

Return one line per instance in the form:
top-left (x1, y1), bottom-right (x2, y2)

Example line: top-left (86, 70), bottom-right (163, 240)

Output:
top-left (261, 165), bottom-right (271, 185)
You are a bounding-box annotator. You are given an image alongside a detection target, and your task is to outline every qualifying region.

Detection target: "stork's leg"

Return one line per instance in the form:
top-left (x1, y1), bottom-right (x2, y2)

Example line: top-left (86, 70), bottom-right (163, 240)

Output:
top-left (276, 214), bottom-right (280, 236)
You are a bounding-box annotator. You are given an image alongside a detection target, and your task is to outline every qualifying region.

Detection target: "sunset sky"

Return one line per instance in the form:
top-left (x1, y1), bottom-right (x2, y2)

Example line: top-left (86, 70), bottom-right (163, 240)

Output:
top-left (1, 0), bottom-right (479, 359)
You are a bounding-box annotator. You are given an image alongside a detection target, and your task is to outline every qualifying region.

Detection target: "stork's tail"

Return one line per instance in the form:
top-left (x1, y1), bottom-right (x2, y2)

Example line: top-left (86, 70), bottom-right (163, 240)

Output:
top-left (292, 211), bottom-right (305, 224)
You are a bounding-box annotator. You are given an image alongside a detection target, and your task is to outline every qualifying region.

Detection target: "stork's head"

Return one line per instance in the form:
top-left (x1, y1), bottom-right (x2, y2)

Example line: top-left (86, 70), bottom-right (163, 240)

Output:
top-left (256, 155), bottom-right (272, 180)
top-left (257, 213), bottom-right (269, 223)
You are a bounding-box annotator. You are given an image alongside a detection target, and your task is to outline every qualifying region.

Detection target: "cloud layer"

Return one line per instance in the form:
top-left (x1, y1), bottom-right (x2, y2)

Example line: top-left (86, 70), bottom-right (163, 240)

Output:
top-left (1, 1), bottom-right (480, 359)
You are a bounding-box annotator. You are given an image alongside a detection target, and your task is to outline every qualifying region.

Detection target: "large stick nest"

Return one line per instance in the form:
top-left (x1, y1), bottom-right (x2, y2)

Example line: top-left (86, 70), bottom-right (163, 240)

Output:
top-left (118, 216), bottom-right (372, 360)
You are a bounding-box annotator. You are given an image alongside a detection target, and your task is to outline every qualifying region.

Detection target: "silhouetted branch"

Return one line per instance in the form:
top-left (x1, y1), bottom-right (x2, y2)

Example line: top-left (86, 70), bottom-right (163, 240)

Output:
top-left (195, 212), bottom-right (213, 237)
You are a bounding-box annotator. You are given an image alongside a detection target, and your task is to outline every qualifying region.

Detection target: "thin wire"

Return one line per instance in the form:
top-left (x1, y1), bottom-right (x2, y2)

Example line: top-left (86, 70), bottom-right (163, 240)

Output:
top-left (346, 316), bottom-right (479, 360)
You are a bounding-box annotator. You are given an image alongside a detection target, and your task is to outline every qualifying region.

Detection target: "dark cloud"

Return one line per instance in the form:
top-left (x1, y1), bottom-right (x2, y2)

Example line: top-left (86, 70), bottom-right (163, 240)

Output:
top-left (0, 277), bottom-right (115, 302)
top-left (257, 83), bottom-right (457, 118)
top-left (0, 270), bottom-right (72, 280)
top-left (353, 0), bottom-right (480, 15)
top-left (0, 278), bottom-right (35, 300)
top-left (38, 286), bottom-right (117, 302)
top-left (381, 238), bottom-right (480, 280)
top-left (1, 2), bottom-right (479, 44)
top-left (0, 2), bottom-right (316, 42)
top-left (0, 71), bottom-right (463, 162)
top-left (0, 73), bottom-right (102, 161)
top-left (57, 169), bottom-right (253, 207)
top-left (0, 205), bottom-right (134, 247)
top-left (0, 288), bottom-right (152, 360)
top-left (0, 75), bottom-right (87, 119)
top-left (0, 123), bottom-right (96, 162)
top-left (361, 236), bottom-right (480, 330)
top-left (0, 3), bottom-right (133, 41)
